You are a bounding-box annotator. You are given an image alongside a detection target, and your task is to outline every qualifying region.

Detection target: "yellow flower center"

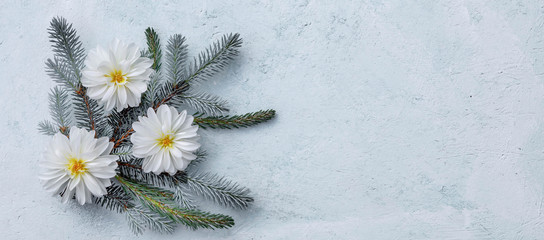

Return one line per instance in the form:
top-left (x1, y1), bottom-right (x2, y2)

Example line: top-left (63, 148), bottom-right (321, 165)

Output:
top-left (157, 134), bottom-right (174, 149)
top-left (67, 158), bottom-right (87, 177)
top-left (106, 70), bottom-right (127, 84)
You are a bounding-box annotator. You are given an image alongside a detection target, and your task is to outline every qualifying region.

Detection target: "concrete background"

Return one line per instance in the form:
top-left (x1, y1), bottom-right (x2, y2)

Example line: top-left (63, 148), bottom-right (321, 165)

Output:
top-left (2, 0), bottom-right (544, 239)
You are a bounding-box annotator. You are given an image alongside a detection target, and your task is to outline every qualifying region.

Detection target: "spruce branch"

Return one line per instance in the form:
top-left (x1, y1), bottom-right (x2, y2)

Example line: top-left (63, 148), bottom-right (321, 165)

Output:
top-left (117, 176), bottom-right (235, 230)
top-left (37, 120), bottom-right (60, 136)
top-left (146, 33), bottom-right (241, 111)
top-left (126, 206), bottom-right (176, 235)
top-left (166, 34), bottom-right (188, 84)
top-left (111, 145), bottom-right (134, 162)
top-left (186, 172), bottom-right (253, 210)
top-left (45, 57), bottom-right (78, 90)
top-left (38, 87), bottom-right (72, 136)
top-left (185, 33), bottom-right (242, 84)
top-left (72, 88), bottom-right (110, 138)
top-left (108, 107), bottom-right (147, 147)
top-left (117, 151), bottom-right (201, 210)
top-left (145, 27), bottom-right (162, 71)
top-left (174, 185), bottom-right (197, 209)
top-left (48, 17), bottom-right (85, 84)
top-left (143, 72), bottom-right (161, 107)
top-left (181, 91), bottom-right (229, 116)
top-left (113, 128), bottom-right (135, 149)
top-left (194, 109), bottom-right (276, 129)
top-left (152, 81), bottom-right (190, 110)
top-left (48, 87), bottom-right (72, 130)
top-left (126, 207), bottom-right (146, 235)
top-left (94, 184), bottom-right (134, 213)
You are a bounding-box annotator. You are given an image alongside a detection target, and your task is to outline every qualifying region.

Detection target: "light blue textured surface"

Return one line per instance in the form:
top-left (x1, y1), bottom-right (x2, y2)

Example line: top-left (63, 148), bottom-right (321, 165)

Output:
top-left (2, 1), bottom-right (544, 239)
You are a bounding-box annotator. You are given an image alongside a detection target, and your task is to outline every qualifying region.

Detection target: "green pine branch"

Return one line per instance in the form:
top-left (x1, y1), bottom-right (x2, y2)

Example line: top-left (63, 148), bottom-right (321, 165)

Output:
top-left (174, 185), bottom-right (197, 209)
top-left (125, 207), bottom-right (146, 235)
top-left (186, 172), bottom-right (253, 210)
top-left (142, 72), bottom-right (161, 108)
top-left (194, 109), bottom-right (276, 129)
top-left (145, 27), bottom-right (162, 71)
top-left (38, 86), bottom-right (73, 136)
top-left (181, 91), bottom-right (229, 116)
top-left (117, 176), bottom-right (235, 230)
top-left (94, 184), bottom-right (134, 213)
top-left (72, 88), bottom-right (111, 138)
top-left (46, 87), bottom-right (72, 134)
top-left (152, 33), bottom-right (242, 109)
top-left (185, 33), bottom-right (242, 84)
top-left (126, 206), bottom-right (176, 235)
top-left (45, 57), bottom-right (78, 90)
top-left (111, 145), bottom-right (134, 161)
top-left (108, 107), bottom-right (147, 147)
top-left (96, 184), bottom-right (176, 235)
top-left (48, 17), bottom-right (85, 84)
top-left (166, 34), bottom-right (188, 84)
top-left (37, 120), bottom-right (60, 136)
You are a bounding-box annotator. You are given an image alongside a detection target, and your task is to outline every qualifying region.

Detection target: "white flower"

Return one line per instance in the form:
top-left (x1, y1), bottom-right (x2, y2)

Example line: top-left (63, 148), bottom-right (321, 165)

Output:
top-left (39, 127), bottom-right (118, 205)
top-left (131, 105), bottom-right (200, 175)
top-left (82, 39), bottom-right (153, 111)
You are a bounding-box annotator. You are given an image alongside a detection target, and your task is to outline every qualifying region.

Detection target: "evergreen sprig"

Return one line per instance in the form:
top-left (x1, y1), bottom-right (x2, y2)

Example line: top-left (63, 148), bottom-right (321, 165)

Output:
top-left (165, 34), bottom-right (188, 84)
top-left (145, 27), bottom-right (162, 71)
top-left (38, 87), bottom-right (73, 136)
top-left (108, 107), bottom-right (146, 146)
top-left (38, 120), bottom-right (59, 136)
top-left (185, 33), bottom-right (242, 84)
top-left (72, 89), bottom-right (111, 138)
top-left (47, 17), bottom-right (85, 85)
top-left (126, 206), bottom-right (176, 235)
top-left (48, 87), bottom-right (72, 132)
top-left (181, 91), bottom-right (229, 116)
top-left (117, 176), bottom-right (235, 230)
top-left (194, 109), bottom-right (276, 129)
top-left (111, 145), bottom-right (134, 161)
top-left (45, 57), bottom-right (78, 90)
top-left (187, 172), bottom-right (253, 210)
top-left (174, 185), bottom-right (197, 209)
top-left (143, 70), bottom-right (162, 107)
top-left (94, 184), bottom-right (134, 213)
top-left (146, 34), bottom-right (190, 109)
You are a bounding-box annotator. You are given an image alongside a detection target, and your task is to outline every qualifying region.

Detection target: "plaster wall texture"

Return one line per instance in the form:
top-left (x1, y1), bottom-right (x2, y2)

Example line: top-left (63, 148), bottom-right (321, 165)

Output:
top-left (1, 0), bottom-right (544, 239)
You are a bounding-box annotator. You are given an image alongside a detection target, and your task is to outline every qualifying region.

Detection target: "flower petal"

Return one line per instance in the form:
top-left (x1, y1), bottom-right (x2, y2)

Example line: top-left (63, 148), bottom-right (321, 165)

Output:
top-left (82, 174), bottom-right (107, 196)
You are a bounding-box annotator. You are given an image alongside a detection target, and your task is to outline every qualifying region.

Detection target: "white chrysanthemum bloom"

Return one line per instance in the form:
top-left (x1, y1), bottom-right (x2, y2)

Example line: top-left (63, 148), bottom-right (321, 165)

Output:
top-left (131, 105), bottom-right (201, 175)
top-left (39, 127), bottom-right (118, 205)
top-left (82, 39), bottom-right (153, 111)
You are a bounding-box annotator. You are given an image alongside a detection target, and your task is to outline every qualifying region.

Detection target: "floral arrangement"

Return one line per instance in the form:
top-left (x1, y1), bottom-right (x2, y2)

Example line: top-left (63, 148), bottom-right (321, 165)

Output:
top-left (38, 17), bottom-right (275, 234)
